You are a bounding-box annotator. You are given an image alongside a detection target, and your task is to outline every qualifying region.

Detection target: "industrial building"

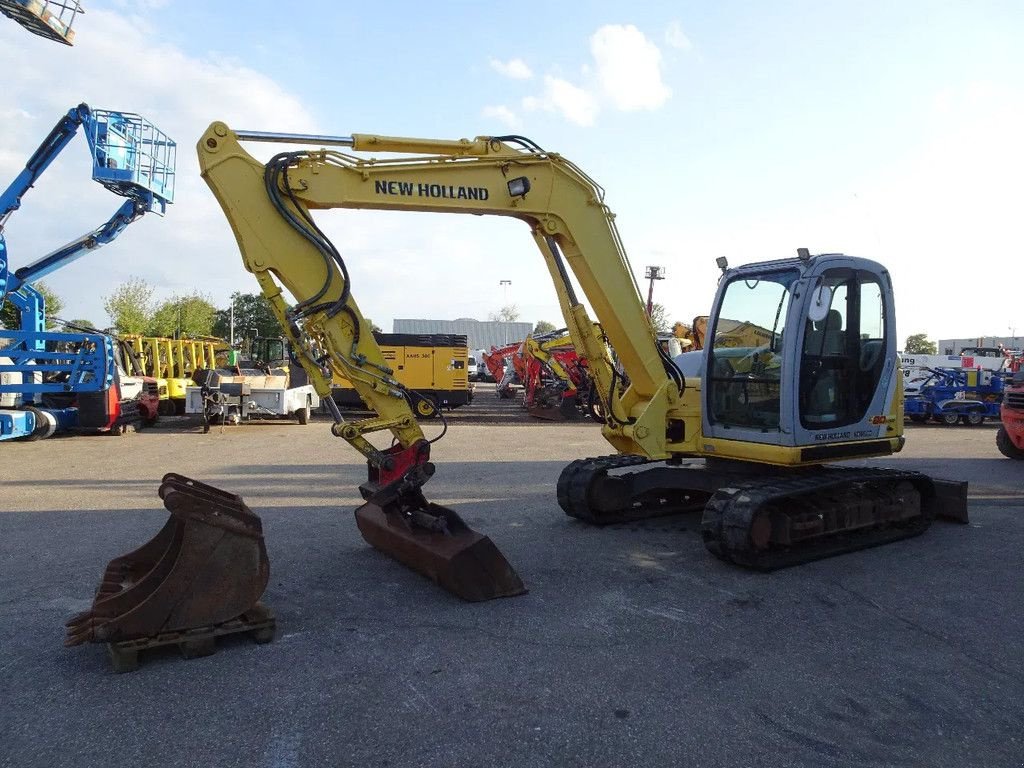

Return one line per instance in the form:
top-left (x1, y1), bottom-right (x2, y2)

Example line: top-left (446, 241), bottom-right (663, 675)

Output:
top-left (393, 318), bottom-right (534, 351)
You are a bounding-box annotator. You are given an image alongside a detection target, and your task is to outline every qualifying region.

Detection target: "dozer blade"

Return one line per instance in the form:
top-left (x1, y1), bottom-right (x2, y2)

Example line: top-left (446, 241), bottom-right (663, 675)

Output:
top-left (355, 457), bottom-right (526, 601)
top-left (927, 478), bottom-right (970, 523)
top-left (66, 473), bottom-right (269, 646)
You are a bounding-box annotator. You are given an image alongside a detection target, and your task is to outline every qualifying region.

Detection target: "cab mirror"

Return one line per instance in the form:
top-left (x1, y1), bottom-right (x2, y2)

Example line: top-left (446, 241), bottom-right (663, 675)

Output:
top-left (808, 285), bottom-right (832, 323)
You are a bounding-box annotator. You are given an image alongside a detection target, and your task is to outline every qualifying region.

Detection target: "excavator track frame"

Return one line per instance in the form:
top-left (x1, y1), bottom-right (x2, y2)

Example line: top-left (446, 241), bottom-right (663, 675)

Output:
top-left (558, 458), bottom-right (968, 570)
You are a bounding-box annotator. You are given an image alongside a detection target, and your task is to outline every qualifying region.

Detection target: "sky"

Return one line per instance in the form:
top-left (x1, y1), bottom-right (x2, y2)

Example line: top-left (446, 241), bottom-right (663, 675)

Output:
top-left (1, 0), bottom-right (1022, 343)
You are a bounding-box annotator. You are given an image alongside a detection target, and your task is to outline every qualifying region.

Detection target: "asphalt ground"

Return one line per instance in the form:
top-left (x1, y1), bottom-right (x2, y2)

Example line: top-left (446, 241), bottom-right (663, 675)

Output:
top-left (1, 386), bottom-right (1022, 768)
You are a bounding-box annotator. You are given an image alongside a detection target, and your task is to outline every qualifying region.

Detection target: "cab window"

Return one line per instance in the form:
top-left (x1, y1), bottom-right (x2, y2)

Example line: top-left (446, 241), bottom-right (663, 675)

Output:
top-left (707, 270), bottom-right (795, 431)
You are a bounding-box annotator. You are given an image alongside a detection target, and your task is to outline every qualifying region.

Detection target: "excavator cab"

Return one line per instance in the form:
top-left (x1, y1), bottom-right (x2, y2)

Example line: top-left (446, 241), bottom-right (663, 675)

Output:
top-left (703, 254), bottom-right (900, 458)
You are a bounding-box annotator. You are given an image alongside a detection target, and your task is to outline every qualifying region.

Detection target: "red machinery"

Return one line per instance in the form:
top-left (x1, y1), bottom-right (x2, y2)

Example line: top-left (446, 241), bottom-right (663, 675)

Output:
top-left (520, 333), bottom-right (591, 420)
top-left (483, 341), bottom-right (526, 399)
top-left (997, 363), bottom-right (1024, 459)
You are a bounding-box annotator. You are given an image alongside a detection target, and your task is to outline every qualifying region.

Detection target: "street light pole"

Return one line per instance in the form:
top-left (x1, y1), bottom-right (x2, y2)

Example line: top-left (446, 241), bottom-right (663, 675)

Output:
top-left (499, 279), bottom-right (512, 343)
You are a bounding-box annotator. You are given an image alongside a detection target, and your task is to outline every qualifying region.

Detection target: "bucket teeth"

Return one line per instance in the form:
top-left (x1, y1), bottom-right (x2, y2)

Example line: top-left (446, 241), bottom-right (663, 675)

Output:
top-left (65, 473), bottom-right (270, 646)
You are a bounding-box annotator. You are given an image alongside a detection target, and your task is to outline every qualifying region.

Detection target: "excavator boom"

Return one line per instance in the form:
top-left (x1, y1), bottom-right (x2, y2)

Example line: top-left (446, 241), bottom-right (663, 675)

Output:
top-left (197, 125), bottom-right (686, 460)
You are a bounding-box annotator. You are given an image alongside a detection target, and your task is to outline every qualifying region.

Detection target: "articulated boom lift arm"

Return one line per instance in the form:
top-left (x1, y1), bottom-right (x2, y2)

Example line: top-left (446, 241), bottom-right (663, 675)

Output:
top-left (0, 103), bottom-right (173, 299)
top-left (0, 104), bottom-right (175, 431)
top-left (197, 124), bottom-right (688, 466)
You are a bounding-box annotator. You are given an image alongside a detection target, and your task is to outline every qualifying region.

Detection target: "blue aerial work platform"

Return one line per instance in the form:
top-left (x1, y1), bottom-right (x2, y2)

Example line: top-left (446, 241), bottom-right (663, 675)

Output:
top-left (0, 0), bottom-right (82, 45)
top-left (0, 103), bottom-right (175, 440)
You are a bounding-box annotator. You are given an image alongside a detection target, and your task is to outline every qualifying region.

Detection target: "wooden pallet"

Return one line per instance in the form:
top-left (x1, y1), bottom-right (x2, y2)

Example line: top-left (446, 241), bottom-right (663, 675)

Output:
top-left (105, 604), bottom-right (275, 673)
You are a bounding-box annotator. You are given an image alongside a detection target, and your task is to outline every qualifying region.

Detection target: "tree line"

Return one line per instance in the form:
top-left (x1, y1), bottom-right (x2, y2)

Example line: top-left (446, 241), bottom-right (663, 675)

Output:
top-left (1, 277), bottom-right (282, 341)
top-left (101, 279), bottom-right (282, 339)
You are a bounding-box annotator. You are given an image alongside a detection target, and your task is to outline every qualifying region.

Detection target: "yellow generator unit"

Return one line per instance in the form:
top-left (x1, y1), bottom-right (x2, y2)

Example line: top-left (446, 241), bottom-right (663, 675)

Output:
top-left (332, 333), bottom-right (473, 419)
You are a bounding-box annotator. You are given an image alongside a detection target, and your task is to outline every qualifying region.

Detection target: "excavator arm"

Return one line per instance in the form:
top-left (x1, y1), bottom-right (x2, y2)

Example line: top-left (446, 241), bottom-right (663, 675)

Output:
top-left (193, 123), bottom-right (693, 603)
top-left (520, 328), bottom-right (594, 420)
top-left (197, 125), bottom-right (688, 463)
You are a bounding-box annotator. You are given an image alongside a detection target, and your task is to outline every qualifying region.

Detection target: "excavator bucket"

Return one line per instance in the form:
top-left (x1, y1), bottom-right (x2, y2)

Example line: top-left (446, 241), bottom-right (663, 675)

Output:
top-left (354, 457), bottom-right (526, 602)
top-left (355, 501), bottom-right (526, 601)
top-left (65, 473), bottom-right (269, 646)
top-left (528, 392), bottom-right (582, 422)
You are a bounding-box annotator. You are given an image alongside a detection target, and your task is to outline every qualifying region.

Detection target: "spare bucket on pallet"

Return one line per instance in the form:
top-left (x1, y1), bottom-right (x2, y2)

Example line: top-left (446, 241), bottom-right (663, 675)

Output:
top-left (66, 473), bottom-right (269, 646)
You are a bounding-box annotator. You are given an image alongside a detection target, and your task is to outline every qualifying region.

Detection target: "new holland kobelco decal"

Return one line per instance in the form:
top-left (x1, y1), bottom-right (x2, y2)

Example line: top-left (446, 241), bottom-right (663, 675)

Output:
top-left (374, 180), bottom-right (489, 200)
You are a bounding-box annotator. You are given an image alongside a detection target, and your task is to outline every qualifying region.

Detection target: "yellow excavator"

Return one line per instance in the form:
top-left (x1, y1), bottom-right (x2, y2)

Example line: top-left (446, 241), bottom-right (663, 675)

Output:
top-left (66, 125), bottom-right (968, 653)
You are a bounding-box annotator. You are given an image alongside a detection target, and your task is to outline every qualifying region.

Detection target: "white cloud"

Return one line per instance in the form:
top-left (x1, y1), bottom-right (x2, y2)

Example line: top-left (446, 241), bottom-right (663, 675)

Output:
top-left (481, 105), bottom-right (521, 129)
top-left (0, 9), bottom-right (318, 325)
top-left (522, 76), bottom-right (599, 127)
top-left (665, 20), bottom-right (692, 51)
top-left (489, 57), bottom-right (533, 80)
top-left (510, 24), bottom-right (672, 128)
top-left (591, 24), bottom-right (671, 111)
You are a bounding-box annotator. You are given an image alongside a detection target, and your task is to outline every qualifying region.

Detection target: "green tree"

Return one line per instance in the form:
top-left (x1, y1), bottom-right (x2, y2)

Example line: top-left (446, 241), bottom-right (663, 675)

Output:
top-left (104, 278), bottom-right (154, 335)
top-left (533, 320), bottom-right (557, 334)
top-left (212, 292), bottom-right (282, 343)
top-left (149, 293), bottom-right (217, 338)
top-left (904, 333), bottom-right (936, 354)
top-left (649, 302), bottom-right (670, 334)
top-left (0, 281), bottom-right (64, 330)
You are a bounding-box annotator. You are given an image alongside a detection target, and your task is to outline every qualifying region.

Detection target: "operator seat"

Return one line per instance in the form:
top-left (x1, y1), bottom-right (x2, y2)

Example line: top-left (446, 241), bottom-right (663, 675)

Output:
top-left (804, 309), bottom-right (845, 357)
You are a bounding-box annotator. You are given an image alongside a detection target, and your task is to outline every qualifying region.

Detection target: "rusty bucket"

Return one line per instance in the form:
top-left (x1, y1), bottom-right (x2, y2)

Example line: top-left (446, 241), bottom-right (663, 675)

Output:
top-left (355, 471), bottom-right (526, 602)
top-left (66, 473), bottom-right (269, 646)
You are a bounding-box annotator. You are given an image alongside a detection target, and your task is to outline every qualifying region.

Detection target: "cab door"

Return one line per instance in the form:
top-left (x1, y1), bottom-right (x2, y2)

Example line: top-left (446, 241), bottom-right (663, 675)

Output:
top-left (791, 260), bottom-right (898, 450)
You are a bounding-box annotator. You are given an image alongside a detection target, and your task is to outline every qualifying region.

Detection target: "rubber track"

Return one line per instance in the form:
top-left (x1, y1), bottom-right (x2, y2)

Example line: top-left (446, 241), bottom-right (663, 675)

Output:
top-left (700, 466), bottom-right (936, 571)
top-left (556, 454), bottom-right (650, 523)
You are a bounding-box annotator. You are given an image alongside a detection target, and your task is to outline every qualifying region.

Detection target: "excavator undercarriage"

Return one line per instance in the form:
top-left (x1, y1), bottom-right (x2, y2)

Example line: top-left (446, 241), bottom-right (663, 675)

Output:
top-left (558, 457), bottom-right (968, 570)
